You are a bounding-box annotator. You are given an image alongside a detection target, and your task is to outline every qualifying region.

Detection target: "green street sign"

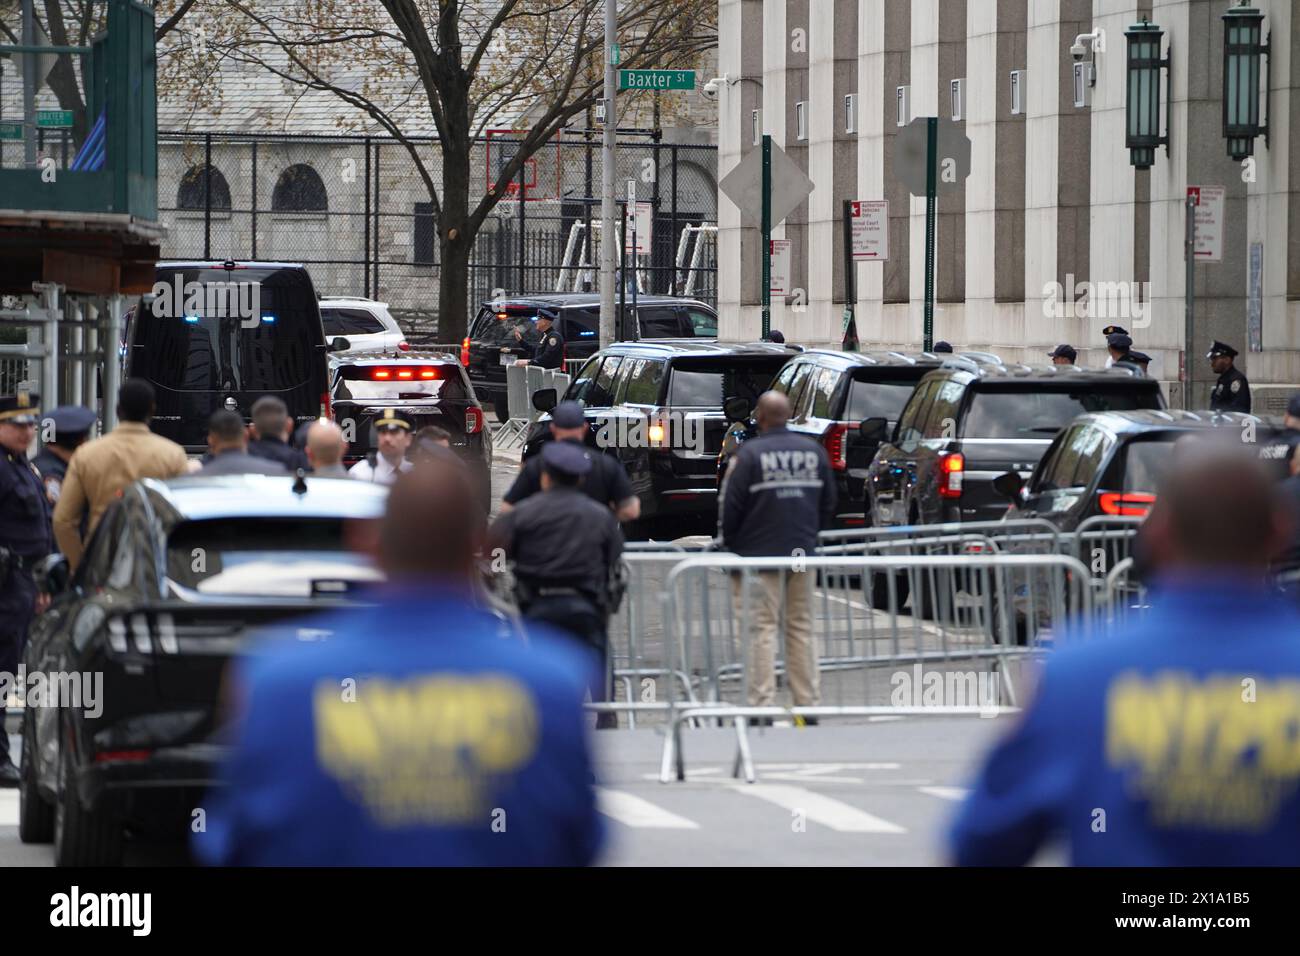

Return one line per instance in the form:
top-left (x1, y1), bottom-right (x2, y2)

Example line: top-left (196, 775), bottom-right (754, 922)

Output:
top-left (0, 122), bottom-right (22, 141)
top-left (36, 110), bottom-right (73, 128)
top-left (618, 69), bottom-right (695, 91)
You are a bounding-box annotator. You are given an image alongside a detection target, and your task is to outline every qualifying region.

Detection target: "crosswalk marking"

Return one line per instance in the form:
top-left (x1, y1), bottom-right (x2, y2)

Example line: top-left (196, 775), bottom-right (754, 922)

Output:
top-left (919, 786), bottom-right (968, 801)
top-left (597, 788), bottom-right (700, 830)
top-left (731, 784), bottom-right (907, 833)
top-left (0, 791), bottom-right (18, 828)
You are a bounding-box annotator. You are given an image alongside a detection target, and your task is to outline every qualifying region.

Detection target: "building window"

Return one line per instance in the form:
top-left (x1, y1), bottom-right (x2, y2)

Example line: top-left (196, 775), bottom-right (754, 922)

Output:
top-left (177, 164), bottom-right (231, 211)
top-left (752, 109), bottom-right (761, 146)
top-left (271, 163), bottom-right (328, 212)
top-left (1009, 70), bottom-right (1024, 115)
top-left (413, 202), bottom-right (436, 266)
top-left (795, 101), bottom-right (807, 141)
top-left (844, 94), bottom-right (856, 133)
top-left (896, 85), bottom-right (910, 126)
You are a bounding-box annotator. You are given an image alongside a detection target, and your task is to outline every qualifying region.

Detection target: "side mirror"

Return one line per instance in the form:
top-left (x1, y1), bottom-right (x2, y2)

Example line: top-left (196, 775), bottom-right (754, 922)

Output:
top-left (723, 397), bottom-right (751, 423)
top-left (34, 553), bottom-right (70, 595)
top-left (330, 336), bottom-right (351, 352)
top-left (532, 388), bottom-right (558, 413)
top-left (859, 417), bottom-right (889, 442)
top-left (992, 471), bottom-right (1024, 501)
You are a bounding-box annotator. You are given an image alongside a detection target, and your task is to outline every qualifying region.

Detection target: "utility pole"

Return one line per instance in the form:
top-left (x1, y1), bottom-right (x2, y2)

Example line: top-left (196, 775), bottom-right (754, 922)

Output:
top-left (599, 0), bottom-right (617, 347)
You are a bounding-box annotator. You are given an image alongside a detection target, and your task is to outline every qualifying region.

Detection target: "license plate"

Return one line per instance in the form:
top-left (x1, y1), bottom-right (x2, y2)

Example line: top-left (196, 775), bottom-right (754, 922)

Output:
top-left (499, 353), bottom-right (516, 366)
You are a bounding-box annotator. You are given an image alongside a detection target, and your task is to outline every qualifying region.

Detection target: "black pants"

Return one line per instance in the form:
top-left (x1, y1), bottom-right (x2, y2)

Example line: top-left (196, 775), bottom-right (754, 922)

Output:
top-left (523, 594), bottom-right (610, 703)
top-left (0, 569), bottom-right (36, 755)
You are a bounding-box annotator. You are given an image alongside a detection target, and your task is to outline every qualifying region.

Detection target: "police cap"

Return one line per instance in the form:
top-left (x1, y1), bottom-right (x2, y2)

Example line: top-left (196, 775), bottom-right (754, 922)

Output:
top-left (551, 400), bottom-right (587, 429)
top-left (0, 388), bottom-right (40, 425)
top-left (933, 341), bottom-right (954, 353)
top-left (374, 408), bottom-right (413, 432)
top-left (44, 405), bottom-right (97, 440)
top-left (1107, 333), bottom-right (1133, 351)
top-left (1207, 340), bottom-right (1239, 359)
top-left (541, 440), bottom-right (591, 478)
top-left (1048, 344), bottom-right (1077, 362)
top-left (1101, 325), bottom-right (1128, 337)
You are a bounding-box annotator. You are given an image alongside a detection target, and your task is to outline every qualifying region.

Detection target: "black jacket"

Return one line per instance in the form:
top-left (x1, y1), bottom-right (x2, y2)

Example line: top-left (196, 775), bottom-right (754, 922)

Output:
top-left (528, 329), bottom-right (565, 369)
top-left (718, 426), bottom-right (836, 557)
top-left (1210, 365), bottom-right (1251, 413)
top-left (247, 436), bottom-right (310, 472)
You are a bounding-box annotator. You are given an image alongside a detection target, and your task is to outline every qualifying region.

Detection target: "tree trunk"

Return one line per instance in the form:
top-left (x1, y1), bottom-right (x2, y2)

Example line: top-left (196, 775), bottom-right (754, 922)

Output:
top-left (437, 137), bottom-right (473, 344)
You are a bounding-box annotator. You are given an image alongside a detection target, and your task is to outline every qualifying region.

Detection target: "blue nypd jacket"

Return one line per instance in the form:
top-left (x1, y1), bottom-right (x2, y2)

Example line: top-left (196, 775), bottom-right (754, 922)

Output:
top-left (950, 574), bottom-right (1300, 866)
top-left (192, 583), bottom-right (604, 866)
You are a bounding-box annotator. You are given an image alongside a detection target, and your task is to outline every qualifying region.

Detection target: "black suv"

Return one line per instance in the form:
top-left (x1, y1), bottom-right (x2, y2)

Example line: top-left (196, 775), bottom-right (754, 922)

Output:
top-left (998, 409), bottom-right (1287, 530)
top-left (125, 261), bottom-right (335, 454)
top-left (523, 341), bottom-right (796, 537)
top-left (462, 293), bottom-right (717, 418)
top-left (717, 350), bottom-right (955, 528)
top-left (329, 350), bottom-right (492, 504)
top-left (866, 363), bottom-right (1166, 528)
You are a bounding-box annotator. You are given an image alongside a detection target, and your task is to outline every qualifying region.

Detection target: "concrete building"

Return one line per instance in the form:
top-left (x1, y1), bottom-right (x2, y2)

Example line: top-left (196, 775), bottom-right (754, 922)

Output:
top-left (715, 0), bottom-right (1299, 410)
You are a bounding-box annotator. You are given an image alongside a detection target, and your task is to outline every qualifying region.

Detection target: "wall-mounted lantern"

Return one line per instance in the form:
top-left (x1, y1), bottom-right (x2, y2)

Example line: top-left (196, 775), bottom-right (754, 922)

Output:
top-left (1124, 18), bottom-right (1170, 169)
top-left (1221, 3), bottom-right (1270, 161)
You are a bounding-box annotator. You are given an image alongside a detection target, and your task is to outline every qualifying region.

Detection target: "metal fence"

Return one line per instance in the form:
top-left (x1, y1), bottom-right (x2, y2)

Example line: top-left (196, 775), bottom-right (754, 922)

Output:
top-left (155, 130), bottom-right (719, 338)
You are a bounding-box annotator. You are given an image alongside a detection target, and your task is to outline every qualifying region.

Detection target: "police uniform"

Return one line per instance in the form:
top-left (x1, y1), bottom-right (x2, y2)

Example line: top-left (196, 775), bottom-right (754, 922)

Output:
top-left (529, 322), bottom-right (565, 369)
top-left (30, 405), bottom-right (96, 509)
top-left (489, 442), bottom-right (624, 722)
top-left (1208, 341), bottom-right (1251, 413)
top-left (347, 409), bottom-right (415, 484)
top-left (504, 401), bottom-right (634, 512)
top-left (0, 391), bottom-right (53, 784)
top-left (1101, 325), bottom-right (1128, 368)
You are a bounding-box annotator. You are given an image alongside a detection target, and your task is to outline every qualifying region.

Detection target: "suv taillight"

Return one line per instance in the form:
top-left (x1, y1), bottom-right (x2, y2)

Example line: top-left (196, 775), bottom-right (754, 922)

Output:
top-left (398, 340), bottom-right (410, 352)
top-left (465, 407), bottom-right (483, 435)
top-left (321, 391), bottom-right (331, 420)
top-left (1098, 491), bottom-right (1155, 516)
top-left (938, 452), bottom-right (964, 498)
top-left (823, 423), bottom-right (850, 471)
top-left (460, 337), bottom-right (471, 366)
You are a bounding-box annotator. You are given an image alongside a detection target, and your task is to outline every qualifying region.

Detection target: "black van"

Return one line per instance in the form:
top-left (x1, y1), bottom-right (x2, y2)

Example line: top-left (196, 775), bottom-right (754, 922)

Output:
top-left (125, 261), bottom-right (332, 453)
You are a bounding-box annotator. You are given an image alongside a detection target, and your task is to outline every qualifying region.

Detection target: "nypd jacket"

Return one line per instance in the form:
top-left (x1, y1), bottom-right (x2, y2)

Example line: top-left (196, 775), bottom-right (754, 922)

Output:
top-left (718, 426), bottom-right (836, 557)
top-left (950, 575), bottom-right (1300, 866)
top-left (192, 583), bottom-right (603, 866)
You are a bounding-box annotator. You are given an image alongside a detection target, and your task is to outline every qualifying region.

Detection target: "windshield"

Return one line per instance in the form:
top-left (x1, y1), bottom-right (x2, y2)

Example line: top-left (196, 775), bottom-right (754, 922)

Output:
top-left (167, 518), bottom-right (381, 597)
top-left (666, 359), bottom-right (785, 408)
top-left (963, 388), bottom-right (1161, 439)
top-left (844, 375), bottom-right (923, 422)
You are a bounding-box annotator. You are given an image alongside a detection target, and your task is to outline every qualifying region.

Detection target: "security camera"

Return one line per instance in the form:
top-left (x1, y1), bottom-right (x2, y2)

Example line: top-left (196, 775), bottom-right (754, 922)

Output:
top-left (1070, 39), bottom-right (1088, 61)
top-left (702, 77), bottom-right (723, 100)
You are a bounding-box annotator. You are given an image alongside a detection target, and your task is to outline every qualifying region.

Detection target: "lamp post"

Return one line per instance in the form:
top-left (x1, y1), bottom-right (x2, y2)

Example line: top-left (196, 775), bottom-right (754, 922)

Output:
top-left (1222, 4), bottom-right (1270, 161)
top-left (1124, 18), bottom-right (1169, 169)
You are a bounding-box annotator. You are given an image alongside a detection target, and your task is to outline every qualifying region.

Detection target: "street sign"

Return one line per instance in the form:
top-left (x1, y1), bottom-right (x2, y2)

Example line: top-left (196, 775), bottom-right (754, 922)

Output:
top-left (893, 117), bottom-right (970, 197)
top-left (625, 201), bottom-right (652, 255)
top-left (1187, 185), bottom-right (1224, 262)
top-left (36, 109), bottom-right (73, 129)
top-left (769, 240), bottom-right (792, 296)
top-left (719, 140), bottom-right (814, 229)
top-left (618, 69), bottom-right (695, 91)
top-left (0, 122), bottom-right (22, 141)
top-left (849, 200), bottom-right (889, 260)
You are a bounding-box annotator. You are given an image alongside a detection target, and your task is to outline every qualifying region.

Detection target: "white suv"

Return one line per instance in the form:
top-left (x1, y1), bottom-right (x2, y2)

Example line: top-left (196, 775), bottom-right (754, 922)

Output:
top-left (319, 297), bottom-right (408, 354)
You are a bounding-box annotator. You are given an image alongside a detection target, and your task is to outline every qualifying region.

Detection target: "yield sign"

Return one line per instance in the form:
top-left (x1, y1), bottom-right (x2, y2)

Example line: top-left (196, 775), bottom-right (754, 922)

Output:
top-left (719, 140), bottom-right (815, 229)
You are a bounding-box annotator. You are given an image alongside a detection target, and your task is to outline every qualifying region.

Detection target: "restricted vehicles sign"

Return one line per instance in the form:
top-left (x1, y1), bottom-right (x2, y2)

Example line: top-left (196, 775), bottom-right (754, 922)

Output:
top-left (769, 240), bottom-right (792, 296)
top-left (1187, 185), bottom-right (1224, 263)
top-left (625, 201), bottom-right (653, 255)
top-left (850, 200), bottom-right (889, 260)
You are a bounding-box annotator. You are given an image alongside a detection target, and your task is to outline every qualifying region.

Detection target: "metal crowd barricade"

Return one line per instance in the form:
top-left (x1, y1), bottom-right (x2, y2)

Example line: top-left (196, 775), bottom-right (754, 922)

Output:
top-left (491, 363), bottom-right (571, 451)
top-left (658, 551), bottom-right (1092, 783)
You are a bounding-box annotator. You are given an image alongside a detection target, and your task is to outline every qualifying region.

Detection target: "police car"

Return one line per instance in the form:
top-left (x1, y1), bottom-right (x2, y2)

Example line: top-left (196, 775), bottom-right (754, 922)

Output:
top-left (329, 350), bottom-right (492, 505)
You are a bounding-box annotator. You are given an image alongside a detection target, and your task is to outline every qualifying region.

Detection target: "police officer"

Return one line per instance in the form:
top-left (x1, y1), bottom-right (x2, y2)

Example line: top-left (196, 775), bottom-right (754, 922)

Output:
top-left (1105, 332), bottom-right (1133, 366)
top-left (1208, 340), bottom-right (1251, 413)
top-left (30, 405), bottom-right (96, 509)
top-left (0, 390), bottom-right (53, 786)
top-left (513, 313), bottom-right (564, 369)
top-left (1047, 344), bottom-right (1077, 366)
top-left (1124, 350), bottom-right (1152, 376)
top-left (1101, 324), bottom-right (1128, 368)
top-left (193, 462), bottom-right (603, 865)
top-left (951, 448), bottom-right (1300, 864)
top-left (348, 409), bottom-right (414, 483)
top-left (489, 441), bottom-right (624, 729)
top-left (500, 400), bottom-right (640, 522)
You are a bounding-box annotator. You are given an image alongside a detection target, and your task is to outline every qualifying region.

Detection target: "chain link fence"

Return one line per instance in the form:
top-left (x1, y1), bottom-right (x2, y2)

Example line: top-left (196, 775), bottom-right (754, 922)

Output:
top-left (155, 131), bottom-right (718, 340)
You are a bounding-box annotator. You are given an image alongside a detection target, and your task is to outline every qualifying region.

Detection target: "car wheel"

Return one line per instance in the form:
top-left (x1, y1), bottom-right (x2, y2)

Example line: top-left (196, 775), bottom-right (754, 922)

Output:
top-left (18, 709), bottom-right (54, 844)
top-left (53, 739), bottom-right (122, 867)
top-left (869, 571), bottom-right (910, 612)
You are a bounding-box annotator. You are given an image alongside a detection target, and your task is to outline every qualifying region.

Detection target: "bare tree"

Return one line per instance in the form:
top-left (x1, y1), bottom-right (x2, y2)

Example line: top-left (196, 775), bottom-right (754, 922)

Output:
top-left (215, 0), bottom-right (714, 342)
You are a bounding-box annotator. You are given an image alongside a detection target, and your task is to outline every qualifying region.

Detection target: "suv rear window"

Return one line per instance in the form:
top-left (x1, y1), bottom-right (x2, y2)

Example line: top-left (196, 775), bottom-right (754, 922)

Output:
top-left (471, 307), bottom-right (544, 348)
top-left (322, 308), bottom-right (386, 336)
top-left (844, 372), bottom-right (926, 422)
top-left (131, 266), bottom-right (322, 391)
top-left (963, 387), bottom-right (1162, 439)
top-left (167, 518), bottom-right (381, 597)
top-left (666, 358), bottom-right (785, 408)
top-left (1111, 436), bottom-right (1177, 493)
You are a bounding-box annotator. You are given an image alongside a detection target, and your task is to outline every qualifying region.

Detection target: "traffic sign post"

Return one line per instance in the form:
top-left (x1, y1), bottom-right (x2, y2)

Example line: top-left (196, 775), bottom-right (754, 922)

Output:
top-left (841, 200), bottom-right (859, 351)
top-left (762, 135), bottom-right (771, 338)
top-left (923, 117), bottom-right (937, 353)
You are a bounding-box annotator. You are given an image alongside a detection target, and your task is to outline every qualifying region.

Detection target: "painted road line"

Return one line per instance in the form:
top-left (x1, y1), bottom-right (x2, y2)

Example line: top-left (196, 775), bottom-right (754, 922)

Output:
top-left (919, 786), bottom-right (969, 801)
top-left (732, 784), bottom-right (907, 833)
top-left (596, 788), bottom-right (700, 829)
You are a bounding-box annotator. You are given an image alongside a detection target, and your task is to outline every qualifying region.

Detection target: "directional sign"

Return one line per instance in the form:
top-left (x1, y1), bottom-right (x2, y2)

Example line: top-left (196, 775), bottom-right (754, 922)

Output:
top-left (769, 240), bottom-right (792, 295)
top-left (0, 123), bottom-right (22, 141)
top-left (719, 140), bottom-right (815, 229)
top-left (36, 109), bottom-right (73, 129)
top-left (893, 117), bottom-right (970, 197)
top-left (1187, 185), bottom-right (1224, 263)
top-left (625, 201), bottom-right (653, 255)
top-left (618, 69), bottom-right (695, 91)
top-left (850, 200), bottom-right (889, 260)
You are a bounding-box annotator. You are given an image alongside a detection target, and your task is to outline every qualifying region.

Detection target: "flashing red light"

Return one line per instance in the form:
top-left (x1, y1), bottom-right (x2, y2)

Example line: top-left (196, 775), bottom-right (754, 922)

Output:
top-left (823, 423), bottom-right (850, 471)
top-left (369, 366), bottom-right (442, 381)
top-left (1098, 491), bottom-right (1156, 516)
top-left (939, 452), bottom-right (965, 499)
top-left (466, 407), bottom-right (484, 434)
top-left (461, 337), bottom-right (471, 366)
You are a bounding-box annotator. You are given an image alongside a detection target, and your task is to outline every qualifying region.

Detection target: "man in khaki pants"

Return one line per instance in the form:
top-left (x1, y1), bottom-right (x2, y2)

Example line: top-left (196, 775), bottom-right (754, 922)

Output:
top-left (718, 391), bottom-right (836, 715)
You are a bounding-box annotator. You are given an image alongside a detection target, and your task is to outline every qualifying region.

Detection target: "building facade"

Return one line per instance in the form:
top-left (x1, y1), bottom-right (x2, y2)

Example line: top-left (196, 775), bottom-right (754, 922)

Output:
top-left (716, 0), bottom-right (1300, 409)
